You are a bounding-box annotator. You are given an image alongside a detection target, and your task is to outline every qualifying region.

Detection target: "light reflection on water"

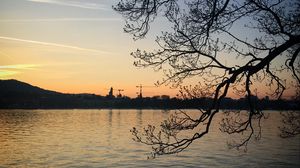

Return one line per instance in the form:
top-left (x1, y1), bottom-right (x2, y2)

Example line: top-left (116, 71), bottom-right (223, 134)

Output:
top-left (0, 109), bottom-right (299, 167)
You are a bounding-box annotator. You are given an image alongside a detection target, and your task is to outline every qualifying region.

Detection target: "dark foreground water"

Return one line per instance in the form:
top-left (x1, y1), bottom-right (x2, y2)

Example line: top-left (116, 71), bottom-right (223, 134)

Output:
top-left (0, 109), bottom-right (299, 167)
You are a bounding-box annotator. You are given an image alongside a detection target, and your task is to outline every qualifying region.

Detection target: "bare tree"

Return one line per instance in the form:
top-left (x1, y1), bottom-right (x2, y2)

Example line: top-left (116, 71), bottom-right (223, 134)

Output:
top-left (114, 0), bottom-right (300, 158)
top-left (279, 111), bottom-right (300, 138)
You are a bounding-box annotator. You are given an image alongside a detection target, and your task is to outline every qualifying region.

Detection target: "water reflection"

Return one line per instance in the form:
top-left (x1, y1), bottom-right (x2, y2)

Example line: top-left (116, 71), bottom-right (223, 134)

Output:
top-left (0, 109), bottom-right (299, 167)
top-left (136, 109), bottom-right (142, 128)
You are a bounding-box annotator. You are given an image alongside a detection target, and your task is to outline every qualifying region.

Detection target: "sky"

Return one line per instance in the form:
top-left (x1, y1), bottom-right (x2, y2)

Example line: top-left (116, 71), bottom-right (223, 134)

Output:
top-left (0, 0), bottom-right (177, 98)
top-left (0, 0), bottom-right (297, 99)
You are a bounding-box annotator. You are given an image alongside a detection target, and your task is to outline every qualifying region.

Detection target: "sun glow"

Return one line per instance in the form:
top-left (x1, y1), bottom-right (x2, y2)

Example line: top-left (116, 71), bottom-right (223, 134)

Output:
top-left (0, 0), bottom-right (297, 99)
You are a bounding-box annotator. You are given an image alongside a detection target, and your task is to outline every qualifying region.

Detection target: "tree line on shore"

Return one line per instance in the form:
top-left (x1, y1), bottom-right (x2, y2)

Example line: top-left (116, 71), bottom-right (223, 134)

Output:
top-left (0, 80), bottom-right (298, 110)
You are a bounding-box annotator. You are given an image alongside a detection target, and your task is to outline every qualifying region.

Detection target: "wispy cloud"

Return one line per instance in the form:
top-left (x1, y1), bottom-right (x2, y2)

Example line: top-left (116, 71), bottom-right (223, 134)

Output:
top-left (0, 18), bottom-right (121, 23)
top-left (0, 70), bottom-right (19, 77)
top-left (0, 64), bottom-right (40, 70)
top-left (27, 0), bottom-right (108, 10)
top-left (0, 64), bottom-right (40, 77)
top-left (0, 36), bottom-right (111, 54)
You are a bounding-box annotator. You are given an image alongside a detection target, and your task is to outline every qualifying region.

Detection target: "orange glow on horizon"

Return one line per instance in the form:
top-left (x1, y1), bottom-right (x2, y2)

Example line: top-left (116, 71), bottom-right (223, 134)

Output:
top-left (0, 0), bottom-right (297, 100)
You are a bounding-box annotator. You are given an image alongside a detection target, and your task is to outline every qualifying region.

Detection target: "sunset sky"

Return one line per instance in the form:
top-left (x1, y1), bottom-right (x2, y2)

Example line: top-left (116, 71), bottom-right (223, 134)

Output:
top-left (0, 0), bottom-right (297, 99)
top-left (0, 0), bottom-right (177, 97)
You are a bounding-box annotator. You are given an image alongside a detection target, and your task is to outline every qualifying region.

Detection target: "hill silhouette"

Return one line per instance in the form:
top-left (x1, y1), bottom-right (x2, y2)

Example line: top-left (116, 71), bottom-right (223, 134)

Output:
top-left (0, 79), bottom-right (62, 96)
top-left (0, 79), bottom-right (103, 108)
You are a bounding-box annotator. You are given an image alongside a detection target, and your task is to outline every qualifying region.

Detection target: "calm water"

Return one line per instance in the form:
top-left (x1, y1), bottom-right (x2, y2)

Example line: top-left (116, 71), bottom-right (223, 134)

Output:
top-left (0, 109), bottom-right (299, 167)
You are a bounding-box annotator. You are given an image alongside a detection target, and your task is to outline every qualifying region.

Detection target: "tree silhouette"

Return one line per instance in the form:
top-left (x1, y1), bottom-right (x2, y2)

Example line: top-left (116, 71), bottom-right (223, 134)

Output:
top-left (114, 0), bottom-right (300, 158)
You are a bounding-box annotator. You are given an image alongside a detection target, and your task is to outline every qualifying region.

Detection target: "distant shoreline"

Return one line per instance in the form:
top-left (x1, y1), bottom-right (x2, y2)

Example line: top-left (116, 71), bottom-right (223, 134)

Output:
top-left (1, 109), bottom-right (299, 114)
top-left (1, 108), bottom-right (299, 111)
top-left (1, 79), bottom-right (299, 110)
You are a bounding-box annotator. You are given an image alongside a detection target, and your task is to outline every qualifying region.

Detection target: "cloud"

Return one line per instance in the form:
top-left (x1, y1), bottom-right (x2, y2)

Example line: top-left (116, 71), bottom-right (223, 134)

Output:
top-left (0, 70), bottom-right (19, 77)
top-left (0, 64), bottom-right (40, 78)
top-left (0, 64), bottom-right (40, 70)
top-left (0, 18), bottom-right (121, 22)
top-left (0, 36), bottom-right (111, 54)
top-left (27, 0), bottom-right (108, 10)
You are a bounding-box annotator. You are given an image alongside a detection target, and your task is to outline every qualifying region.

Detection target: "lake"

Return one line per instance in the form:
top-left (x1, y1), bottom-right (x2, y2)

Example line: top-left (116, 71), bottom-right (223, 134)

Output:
top-left (0, 109), bottom-right (299, 167)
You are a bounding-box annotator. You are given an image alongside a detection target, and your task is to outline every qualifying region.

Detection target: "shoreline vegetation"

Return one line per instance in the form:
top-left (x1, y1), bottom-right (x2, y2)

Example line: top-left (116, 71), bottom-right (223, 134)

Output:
top-left (1, 79), bottom-right (299, 110)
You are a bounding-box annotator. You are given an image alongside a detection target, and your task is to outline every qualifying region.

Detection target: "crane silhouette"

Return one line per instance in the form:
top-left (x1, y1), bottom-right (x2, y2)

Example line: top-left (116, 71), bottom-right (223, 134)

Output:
top-left (136, 84), bottom-right (155, 98)
top-left (117, 89), bottom-right (124, 98)
top-left (104, 87), bottom-right (125, 98)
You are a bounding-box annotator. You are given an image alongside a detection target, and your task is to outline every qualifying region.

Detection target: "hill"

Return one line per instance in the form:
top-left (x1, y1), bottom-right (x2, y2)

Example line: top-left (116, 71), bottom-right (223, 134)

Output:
top-left (0, 79), bottom-right (103, 108)
top-left (0, 79), bottom-right (61, 96)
